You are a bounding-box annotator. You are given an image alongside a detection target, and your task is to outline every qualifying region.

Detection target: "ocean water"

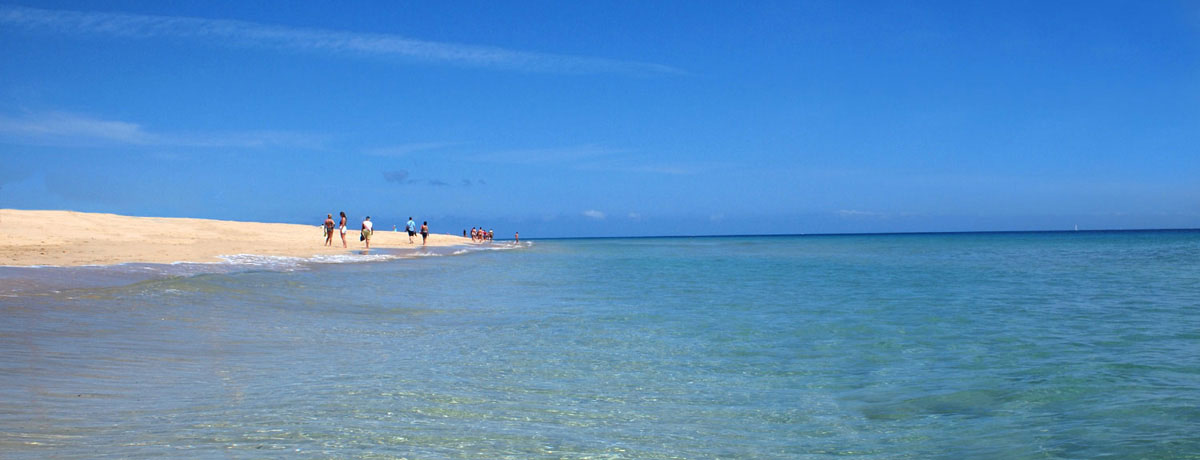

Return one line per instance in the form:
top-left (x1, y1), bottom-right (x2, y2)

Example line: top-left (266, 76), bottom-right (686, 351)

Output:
top-left (1, 231), bottom-right (1198, 459)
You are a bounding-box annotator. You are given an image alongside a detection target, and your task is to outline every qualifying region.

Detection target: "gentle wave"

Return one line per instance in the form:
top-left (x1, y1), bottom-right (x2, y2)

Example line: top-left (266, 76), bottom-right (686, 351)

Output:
top-left (217, 252), bottom-right (403, 269)
top-left (1, 243), bottom-right (529, 295)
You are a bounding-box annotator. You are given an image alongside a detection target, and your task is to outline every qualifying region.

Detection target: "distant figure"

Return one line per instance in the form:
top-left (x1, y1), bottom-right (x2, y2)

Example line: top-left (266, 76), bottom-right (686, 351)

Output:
top-left (470, 227), bottom-right (477, 242)
top-left (406, 217), bottom-right (417, 244)
top-left (323, 214), bottom-right (335, 246)
top-left (361, 216), bottom-right (374, 248)
top-left (393, 224), bottom-right (397, 232)
top-left (489, 229), bottom-right (494, 242)
top-left (463, 229), bottom-right (467, 238)
top-left (514, 232), bottom-right (519, 243)
top-left (338, 211), bottom-right (348, 248)
top-left (420, 221), bottom-right (429, 246)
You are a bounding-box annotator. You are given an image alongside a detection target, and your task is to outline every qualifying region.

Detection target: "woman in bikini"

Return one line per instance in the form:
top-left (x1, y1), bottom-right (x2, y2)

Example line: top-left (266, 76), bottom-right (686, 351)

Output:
top-left (420, 221), bottom-right (429, 246)
top-left (338, 211), bottom-right (348, 248)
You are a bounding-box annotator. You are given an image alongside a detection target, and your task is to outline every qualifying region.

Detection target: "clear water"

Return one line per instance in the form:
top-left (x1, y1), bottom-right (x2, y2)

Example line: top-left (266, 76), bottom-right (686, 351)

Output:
top-left (1, 231), bottom-right (1198, 458)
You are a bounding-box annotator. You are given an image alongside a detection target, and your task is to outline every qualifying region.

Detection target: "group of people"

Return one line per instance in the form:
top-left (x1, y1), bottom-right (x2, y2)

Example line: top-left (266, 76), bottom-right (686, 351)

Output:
top-left (323, 213), bottom-right (429, 249)
top-left (467, 227), bottom-right (494, 242)
top-left (322, 213), bottom-right (517, 249)
top-left (462, 227), bottom-right (520, 243)
top-left (323, 212), bottom-right (371, 248)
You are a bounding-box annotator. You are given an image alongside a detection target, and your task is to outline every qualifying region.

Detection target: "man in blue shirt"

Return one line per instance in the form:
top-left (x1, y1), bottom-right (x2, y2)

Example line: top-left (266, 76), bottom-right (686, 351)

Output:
top-left (406, 217), bottom-right (417, 244)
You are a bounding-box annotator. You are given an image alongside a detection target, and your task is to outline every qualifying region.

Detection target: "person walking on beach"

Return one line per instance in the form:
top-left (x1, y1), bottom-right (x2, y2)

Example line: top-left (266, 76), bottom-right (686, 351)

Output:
top-left (338, 211), bottom-right (348, 248)
top-left (514, 232), bottom-right (519, 243)
top-left (406, 217), bottom-right (417, 244)
top-left (361, 216), bottom-right (374, 249)
top-left (420, 221), bottom-right (429, 246)
top-left (323, 214), bottom-right (335, 246)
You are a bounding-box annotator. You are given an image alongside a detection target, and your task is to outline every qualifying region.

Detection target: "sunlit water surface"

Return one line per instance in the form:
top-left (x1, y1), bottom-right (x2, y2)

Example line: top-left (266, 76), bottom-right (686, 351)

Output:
top-left (1, 231), bottom-right (1198, 458)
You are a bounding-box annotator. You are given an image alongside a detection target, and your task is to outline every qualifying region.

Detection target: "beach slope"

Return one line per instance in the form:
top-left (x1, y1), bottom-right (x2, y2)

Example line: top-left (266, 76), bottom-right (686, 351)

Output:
top-left (0, 209), bottom-right (470, 266)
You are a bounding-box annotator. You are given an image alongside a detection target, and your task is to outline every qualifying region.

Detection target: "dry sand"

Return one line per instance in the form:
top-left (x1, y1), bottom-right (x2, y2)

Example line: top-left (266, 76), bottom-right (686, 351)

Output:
top-left (0, 209), bottom-right (473, 267)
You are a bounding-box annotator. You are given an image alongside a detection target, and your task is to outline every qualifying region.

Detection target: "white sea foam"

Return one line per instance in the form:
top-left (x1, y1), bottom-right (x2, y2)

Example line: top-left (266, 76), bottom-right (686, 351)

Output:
top-left (2, 245), bottom-right (516, 294)
top-left (463, 241), bottom-right (530, 251)
top-left (216, 252), bottom-right (406, 270)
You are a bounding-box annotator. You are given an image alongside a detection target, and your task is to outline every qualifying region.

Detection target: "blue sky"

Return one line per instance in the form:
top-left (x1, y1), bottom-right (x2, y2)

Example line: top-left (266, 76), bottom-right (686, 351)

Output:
top-left (1, 1), bottom-right (1197, 237)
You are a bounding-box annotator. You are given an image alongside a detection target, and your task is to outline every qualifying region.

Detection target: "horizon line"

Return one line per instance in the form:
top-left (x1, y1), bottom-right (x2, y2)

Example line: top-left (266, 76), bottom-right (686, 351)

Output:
top-left (519, 227), bottom-right (1200, 241)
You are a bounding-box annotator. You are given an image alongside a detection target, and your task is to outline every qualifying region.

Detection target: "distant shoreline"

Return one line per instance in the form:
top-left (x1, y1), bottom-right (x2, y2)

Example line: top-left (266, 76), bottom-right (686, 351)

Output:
top-left (0, 209), bottom-right (473, 267)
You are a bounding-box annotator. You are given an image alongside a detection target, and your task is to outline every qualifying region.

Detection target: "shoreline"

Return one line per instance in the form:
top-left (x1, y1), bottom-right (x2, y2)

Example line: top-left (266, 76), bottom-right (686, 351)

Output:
top-left (0, 209), bottom-right (476, 267)
top-left (0, 244), bottom-right (487, 296)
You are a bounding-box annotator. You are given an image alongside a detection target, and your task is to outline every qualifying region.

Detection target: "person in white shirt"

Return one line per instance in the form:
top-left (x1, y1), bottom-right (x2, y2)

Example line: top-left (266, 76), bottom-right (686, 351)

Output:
top-left (361, 216), bottom-right (374, 248)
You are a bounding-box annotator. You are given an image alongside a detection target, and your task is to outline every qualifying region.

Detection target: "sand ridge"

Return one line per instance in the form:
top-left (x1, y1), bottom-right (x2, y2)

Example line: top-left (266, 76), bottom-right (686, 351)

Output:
top-left (0, 209), bottom-right (473, 266)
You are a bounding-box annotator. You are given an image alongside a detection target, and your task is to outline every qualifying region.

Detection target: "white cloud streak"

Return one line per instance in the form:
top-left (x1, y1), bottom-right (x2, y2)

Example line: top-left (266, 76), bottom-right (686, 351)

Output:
top-left (576, 160), bottom-right (711, 175)
top-left (582, 209), bottom-right (606, 220)
top-left (0, 112), bottom-right (154, 145)
top-left (467, 144), bottom-right (715, 176)
top-left (468, 144), bottom-right (624, 165)
top-left (0, 112), bottom-right (322, 149)
top-left (365, 142), bottom-right (461, 157)
top-left (0, 5), bottom-right (684, 76)
top-left (836, 209), bottom-right (887, 218)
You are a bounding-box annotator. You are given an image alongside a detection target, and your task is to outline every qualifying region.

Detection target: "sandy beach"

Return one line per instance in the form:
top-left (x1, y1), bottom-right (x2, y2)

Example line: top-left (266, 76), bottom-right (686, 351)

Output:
top-left (0, 209), bottom-right (473, 267)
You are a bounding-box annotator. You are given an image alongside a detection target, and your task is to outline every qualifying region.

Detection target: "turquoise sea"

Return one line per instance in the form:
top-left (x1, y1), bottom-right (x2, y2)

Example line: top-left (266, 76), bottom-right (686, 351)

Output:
top-left (1, 231), bottom-right (1198, 459)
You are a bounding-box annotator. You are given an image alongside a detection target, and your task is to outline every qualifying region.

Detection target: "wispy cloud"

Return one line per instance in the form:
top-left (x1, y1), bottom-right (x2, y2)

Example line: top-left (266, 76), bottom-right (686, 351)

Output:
top-left (366, 142), bottom-right (461, 157)
top-left (175, 130), bottom-right (324, 149)
top-left (576, 160), bottom-right (714, 175)
top-left (0, 5), bottom-right (684, 76)
top-left (383, 170), bottom-right (482, 188)
top-left (0, 111), bottom-right (321, 148)
top-left (836, 209), bottom-right (887, 218)
top-left (468, 144), bottom-right (624, 165)
top-left (468, 144), bottom-right (715, 176)
top-left (382, 170), bottom-right (410, 183)
top-left (583, 209), bottom-right (606, 220)
top-left (0, 112), bottom-right (154, 145)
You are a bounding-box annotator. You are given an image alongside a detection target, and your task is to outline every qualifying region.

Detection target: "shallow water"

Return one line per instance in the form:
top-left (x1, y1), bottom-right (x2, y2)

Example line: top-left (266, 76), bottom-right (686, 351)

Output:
top-left (1, 232), bottom-right (1198, 458)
